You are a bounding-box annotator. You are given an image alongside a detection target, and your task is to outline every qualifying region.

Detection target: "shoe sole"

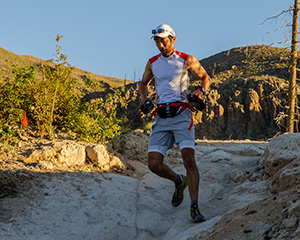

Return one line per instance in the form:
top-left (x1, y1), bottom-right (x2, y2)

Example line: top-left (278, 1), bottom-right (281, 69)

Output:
top-left (191, 215), bottom-right (206, 223)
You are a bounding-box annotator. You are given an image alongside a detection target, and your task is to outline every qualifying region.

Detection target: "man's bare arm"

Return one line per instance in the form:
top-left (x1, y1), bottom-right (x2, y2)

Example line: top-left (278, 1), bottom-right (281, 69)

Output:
top-left (186, 55), bottom-right (211, 96)
top-left (139, 60), bottom-right (154, 106)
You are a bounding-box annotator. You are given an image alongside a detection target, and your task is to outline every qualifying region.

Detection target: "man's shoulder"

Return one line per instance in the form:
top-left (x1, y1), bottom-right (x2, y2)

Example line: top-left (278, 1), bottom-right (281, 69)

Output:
top-left (175, 50), bottom-right (190, 61)
top-left (149, 53), bottom-right (162, 64)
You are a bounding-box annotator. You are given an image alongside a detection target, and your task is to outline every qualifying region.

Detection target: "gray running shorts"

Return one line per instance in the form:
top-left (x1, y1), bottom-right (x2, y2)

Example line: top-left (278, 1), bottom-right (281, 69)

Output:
top-left (148, 109), bottom-right (195, 156)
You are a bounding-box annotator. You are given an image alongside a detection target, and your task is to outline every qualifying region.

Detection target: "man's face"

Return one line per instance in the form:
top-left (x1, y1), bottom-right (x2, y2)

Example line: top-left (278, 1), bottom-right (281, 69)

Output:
top-left (154, 36), bottom-right (176, 57)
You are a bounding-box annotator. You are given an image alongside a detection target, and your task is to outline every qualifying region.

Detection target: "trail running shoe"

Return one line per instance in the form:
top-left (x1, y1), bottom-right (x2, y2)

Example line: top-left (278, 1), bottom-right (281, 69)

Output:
top-left (172, 175), bottom-right (188, 207)
top-left (190, 204), bottom-right (206, 223)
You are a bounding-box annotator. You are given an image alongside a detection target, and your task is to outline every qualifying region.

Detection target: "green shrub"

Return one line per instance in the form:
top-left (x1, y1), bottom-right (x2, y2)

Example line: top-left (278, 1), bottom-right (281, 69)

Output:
top-left (0, 34), bottom-right (130, 143)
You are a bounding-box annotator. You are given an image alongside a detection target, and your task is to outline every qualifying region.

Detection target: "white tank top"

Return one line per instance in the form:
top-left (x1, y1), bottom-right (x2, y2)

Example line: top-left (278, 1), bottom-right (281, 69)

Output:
top-left (149, 50), bottom-right (190, 104)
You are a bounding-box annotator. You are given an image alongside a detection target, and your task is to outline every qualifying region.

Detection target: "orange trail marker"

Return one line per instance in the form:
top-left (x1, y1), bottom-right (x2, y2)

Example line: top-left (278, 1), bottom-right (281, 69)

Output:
top-left (21, 112), bottom-right (28, 127)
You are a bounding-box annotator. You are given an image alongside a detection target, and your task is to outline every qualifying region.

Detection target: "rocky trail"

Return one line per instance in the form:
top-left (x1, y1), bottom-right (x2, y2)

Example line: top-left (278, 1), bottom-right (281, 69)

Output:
top-left (0, 132), bottom-right (300, 240)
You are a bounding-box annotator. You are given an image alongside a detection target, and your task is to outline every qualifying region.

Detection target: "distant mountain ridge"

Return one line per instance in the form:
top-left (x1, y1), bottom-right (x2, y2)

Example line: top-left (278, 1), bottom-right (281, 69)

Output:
top-left (0, 47), bottom-right (134, 93)
top-left (199, 45), bottom-right (290, 82)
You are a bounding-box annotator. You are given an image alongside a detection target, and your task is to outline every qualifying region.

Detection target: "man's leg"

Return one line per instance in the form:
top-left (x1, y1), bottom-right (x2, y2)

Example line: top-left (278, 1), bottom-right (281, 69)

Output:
top-left (181, 148), bottom-right (205, 223)
top-left (181, 148), bottom-right (199, 201)
top-left (148, 151), bottom-right (178, 182)
top-left (148, 151), bottom-right (188, 207)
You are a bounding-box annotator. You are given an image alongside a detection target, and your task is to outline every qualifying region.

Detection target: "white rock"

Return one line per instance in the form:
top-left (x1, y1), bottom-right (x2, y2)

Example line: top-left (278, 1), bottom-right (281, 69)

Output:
top-left (86, 144), bottom-right (125, 171)
top-left (110, 156), bottom-right (125, 169)
top-left (264, 133), bottom-right (300, 178)
top-left (54, 141), bottom-right (86, 166)
top-left (270, 166), bottom-right (300, 193)
top-left (86, 144), bottom-right (110, 166)
top-left (37, 161), bottom-right (54, 170)
top-left (26, 146), bottom-right (56, 162)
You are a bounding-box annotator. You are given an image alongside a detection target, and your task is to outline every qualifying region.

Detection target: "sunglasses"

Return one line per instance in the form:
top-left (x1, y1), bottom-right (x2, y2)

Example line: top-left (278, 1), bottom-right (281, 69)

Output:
top-left (151, 28), bottom-right (174, 36)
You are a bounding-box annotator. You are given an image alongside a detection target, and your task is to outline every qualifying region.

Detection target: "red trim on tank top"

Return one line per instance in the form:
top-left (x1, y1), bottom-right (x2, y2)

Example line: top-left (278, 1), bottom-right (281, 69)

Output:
top-left (175, 50), bottom-right (189, 61)
top-left (188, 116), bottom-right (194, 131)
top-left (149, 53), bottom-right (162, 64)
top-left (179, 61), bottom-right (186, 100)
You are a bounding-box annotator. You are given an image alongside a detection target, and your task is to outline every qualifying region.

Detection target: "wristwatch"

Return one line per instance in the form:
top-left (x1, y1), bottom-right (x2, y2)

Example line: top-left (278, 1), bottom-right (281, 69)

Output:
top-left (200, 87), bottom-right (206, 95)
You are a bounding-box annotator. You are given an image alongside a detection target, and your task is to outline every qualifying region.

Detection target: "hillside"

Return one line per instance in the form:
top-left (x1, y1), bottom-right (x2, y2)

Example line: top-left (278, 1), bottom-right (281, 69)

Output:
top-left (192, 45), bottom-right (293, 140)
top-left (0, 47), bottom-right (134, 93)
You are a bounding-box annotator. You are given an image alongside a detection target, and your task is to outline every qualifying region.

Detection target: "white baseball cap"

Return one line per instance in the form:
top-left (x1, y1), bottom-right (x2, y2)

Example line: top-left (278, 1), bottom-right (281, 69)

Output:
top-left (151, 24), bottom-right (175, 38)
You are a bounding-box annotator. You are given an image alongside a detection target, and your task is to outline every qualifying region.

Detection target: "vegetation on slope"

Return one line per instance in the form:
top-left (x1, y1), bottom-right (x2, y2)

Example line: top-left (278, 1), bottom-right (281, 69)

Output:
top-left (0, 35), bottom-right (134, 144)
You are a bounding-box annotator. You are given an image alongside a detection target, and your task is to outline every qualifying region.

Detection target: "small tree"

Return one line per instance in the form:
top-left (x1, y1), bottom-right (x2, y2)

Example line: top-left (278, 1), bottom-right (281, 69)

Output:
top-left (34, 34), bottom-right (76, 139)
top-left (262, 0), bottom-right (300, 133)
top-left (287, 0), bottom-right (299, 133)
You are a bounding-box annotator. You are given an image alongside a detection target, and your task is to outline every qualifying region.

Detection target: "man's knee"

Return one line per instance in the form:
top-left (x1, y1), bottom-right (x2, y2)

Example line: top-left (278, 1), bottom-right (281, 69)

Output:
top-left (183, 156), bottom-right (198, 170)
top-left (181, 148), bottom-right (198, 170)
top-left (148, 152), bottom-right (164, 172)
top-left (148, 158), bottom-right (158, 172)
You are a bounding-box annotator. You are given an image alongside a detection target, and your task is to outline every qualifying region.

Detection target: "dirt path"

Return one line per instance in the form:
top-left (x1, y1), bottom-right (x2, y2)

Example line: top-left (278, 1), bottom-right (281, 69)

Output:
top-left (0, 140), bottom-right (268, 240)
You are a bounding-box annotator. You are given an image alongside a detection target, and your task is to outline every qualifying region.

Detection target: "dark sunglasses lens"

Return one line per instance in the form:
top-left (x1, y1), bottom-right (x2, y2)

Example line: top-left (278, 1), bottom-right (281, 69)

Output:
top-left (157, 29), bottom-right (165, 33)
top-left (152, 29), bottom-right (166, 34)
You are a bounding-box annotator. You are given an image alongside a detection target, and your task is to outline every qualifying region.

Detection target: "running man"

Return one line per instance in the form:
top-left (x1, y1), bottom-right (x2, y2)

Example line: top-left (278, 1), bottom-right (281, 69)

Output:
top-left (139, 24), bottom-right (211, 223)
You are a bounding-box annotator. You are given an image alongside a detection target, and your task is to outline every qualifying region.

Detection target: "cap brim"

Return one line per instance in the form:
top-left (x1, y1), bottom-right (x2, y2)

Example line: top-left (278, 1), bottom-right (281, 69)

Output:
top-left (151, 32), bottom-right (171, 39)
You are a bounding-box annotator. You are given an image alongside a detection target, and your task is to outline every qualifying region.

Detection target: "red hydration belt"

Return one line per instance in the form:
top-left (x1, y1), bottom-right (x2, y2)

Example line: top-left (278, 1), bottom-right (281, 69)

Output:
top-left (153, 102), bottom-right (195, 118)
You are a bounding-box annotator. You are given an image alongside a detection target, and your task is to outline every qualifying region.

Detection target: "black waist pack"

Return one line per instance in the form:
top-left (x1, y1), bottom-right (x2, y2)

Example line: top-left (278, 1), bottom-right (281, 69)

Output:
top-left (155, 102), bottom-right (195, 118)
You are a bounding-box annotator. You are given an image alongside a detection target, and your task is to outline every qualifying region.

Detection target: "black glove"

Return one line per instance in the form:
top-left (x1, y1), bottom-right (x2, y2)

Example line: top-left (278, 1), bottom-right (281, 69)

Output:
top-left (140, 100), bottom-right (154, 114)
top-left (187, 94), bottom-right (206, 111)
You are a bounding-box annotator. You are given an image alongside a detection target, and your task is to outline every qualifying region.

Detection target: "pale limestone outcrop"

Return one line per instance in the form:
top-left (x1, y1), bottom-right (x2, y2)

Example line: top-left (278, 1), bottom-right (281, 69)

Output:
top-left (23, 140), bottom-right (125, 172)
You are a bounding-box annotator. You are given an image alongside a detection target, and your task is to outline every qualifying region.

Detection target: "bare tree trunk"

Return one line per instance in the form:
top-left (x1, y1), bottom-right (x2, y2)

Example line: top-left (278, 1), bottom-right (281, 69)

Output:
top-left (287, 0), bottom-right (299, 133)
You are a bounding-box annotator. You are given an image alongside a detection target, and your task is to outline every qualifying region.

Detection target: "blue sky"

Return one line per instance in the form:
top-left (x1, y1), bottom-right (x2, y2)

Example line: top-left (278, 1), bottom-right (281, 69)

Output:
top-left (1, 0), bottom-right (294, 81)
